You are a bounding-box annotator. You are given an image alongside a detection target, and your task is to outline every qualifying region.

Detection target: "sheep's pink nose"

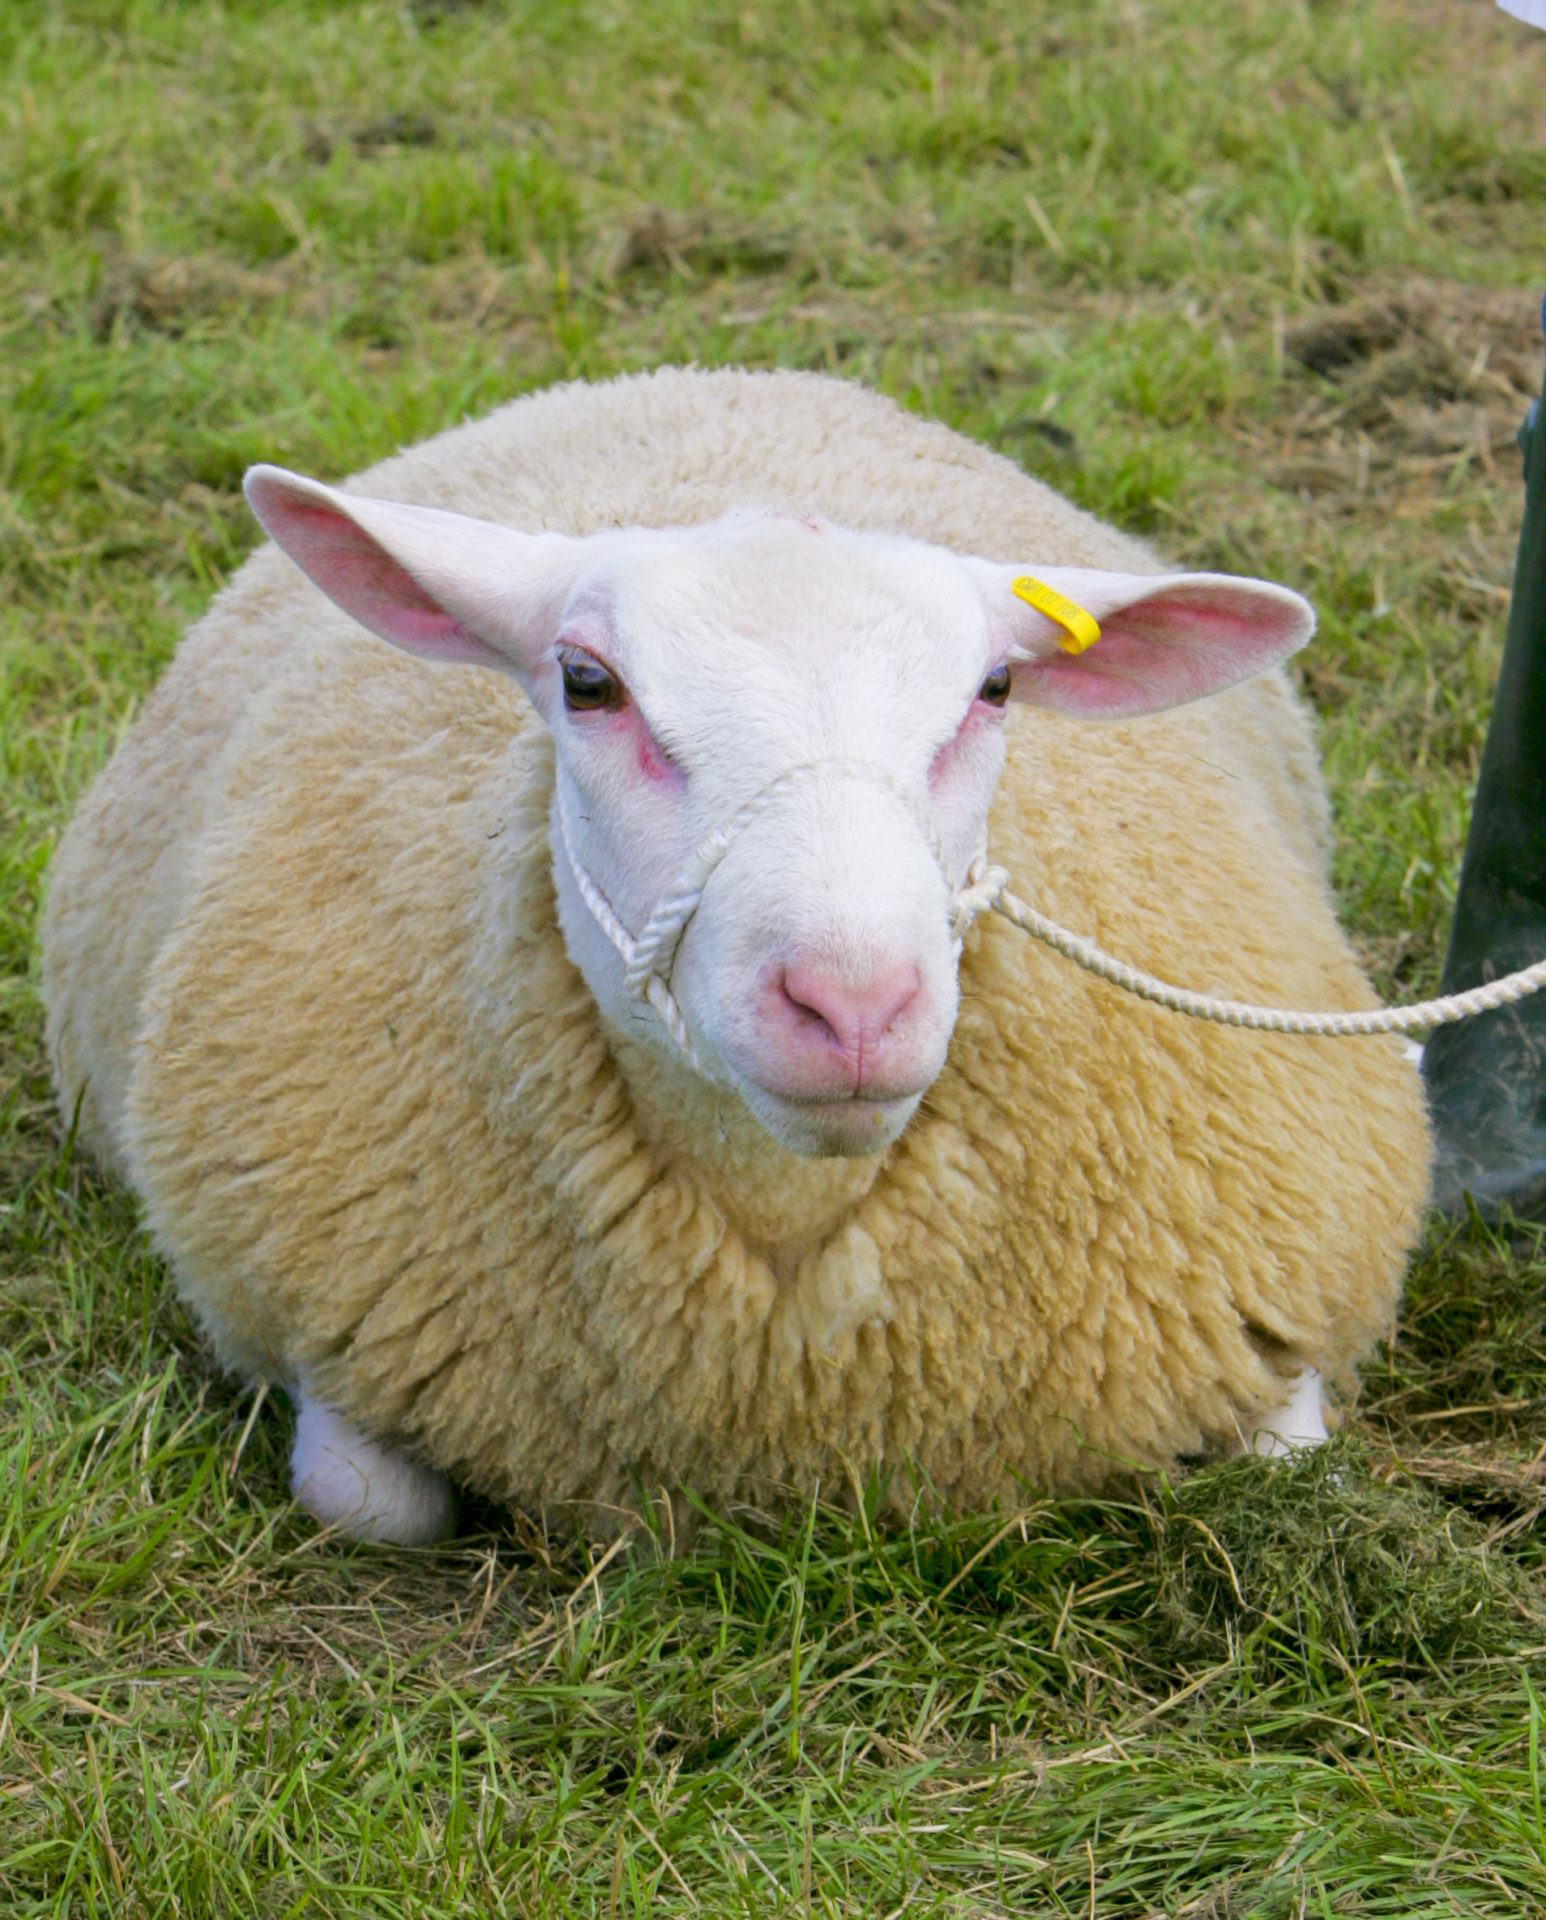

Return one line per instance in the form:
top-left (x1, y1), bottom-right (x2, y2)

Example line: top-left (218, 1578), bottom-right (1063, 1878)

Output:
top-left (778, 962), bottom-right (922, 1072)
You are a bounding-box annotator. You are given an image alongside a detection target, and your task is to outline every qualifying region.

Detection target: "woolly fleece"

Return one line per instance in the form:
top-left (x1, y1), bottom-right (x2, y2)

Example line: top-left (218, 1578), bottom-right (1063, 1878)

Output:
top-left (42, 368), bottom-right (1431, 1516)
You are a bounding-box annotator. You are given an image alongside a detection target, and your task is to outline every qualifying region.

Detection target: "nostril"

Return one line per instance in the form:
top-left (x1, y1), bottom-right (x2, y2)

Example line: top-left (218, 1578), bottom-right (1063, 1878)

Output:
top-left (779, 964), bottom-right (922, 1058)
top-left (780, 972), bottom-right (838, 1045)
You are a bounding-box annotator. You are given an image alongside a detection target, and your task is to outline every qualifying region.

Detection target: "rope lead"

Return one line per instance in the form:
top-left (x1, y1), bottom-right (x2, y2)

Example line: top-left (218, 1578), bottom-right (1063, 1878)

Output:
top-left (980, 869), bottom-right (1546, 1037)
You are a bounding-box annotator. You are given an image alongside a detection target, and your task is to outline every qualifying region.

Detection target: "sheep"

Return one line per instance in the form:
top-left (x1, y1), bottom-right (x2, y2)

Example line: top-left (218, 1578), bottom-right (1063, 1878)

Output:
top-left (41, 367), bottom-right (1431, 1545)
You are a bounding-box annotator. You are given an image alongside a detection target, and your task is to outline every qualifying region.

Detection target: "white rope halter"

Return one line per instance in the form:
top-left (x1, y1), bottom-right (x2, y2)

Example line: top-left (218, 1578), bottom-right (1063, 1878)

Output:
top-left (555, 758), bottom-right (1546, 1065)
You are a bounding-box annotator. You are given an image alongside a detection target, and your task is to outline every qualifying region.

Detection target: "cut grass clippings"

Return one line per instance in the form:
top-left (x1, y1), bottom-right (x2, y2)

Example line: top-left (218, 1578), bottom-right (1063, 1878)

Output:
top-left (5, 0), bottom-right (1546, 1911)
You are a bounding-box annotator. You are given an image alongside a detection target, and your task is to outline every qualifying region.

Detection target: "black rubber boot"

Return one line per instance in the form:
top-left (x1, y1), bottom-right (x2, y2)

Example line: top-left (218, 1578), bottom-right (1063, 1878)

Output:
top-left (1423, 321), bottom-right (1546, 1222)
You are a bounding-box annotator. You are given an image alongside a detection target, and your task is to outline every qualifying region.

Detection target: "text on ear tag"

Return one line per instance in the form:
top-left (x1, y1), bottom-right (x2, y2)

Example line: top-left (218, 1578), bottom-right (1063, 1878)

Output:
top-left (1012, 576), bottom-right (1102, 655)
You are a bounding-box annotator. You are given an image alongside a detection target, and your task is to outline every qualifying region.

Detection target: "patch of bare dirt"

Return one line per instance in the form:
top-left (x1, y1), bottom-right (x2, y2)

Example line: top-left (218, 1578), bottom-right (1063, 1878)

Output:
top-left (1268, 279), bottom-right (1543, 505)
top-left (606, 204), bottom-right (799, 281)
top-left (301, 112), bottom-right (439, 165)
top-left (90, 253), bottom-right (324, 338)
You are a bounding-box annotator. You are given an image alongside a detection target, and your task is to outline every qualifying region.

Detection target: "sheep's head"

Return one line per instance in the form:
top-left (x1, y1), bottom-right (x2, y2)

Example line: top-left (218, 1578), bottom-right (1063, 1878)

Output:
top-left (246, 468), bottom-right (1313, 1158)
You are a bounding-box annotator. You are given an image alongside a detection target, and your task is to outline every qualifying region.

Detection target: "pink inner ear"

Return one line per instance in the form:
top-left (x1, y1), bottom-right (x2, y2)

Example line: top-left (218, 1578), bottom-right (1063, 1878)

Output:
top-left (260, 495), bottom-right (498, 668)
top-left (1015, 590), bottom-right (1308, 719)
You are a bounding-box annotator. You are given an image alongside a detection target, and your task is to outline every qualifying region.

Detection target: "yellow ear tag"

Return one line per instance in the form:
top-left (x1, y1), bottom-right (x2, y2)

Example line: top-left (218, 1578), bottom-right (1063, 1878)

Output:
top-left (1012, 575), bottom-right (1102, 655)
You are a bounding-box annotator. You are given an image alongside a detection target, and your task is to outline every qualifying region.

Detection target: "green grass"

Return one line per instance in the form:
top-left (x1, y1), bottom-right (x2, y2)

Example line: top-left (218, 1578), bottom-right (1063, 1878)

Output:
top-left (5, 0), bottom-right (1546, 1910)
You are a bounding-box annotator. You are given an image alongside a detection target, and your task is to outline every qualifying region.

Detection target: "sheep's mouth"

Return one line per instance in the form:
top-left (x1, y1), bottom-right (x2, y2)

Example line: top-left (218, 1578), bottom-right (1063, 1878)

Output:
top-left (739, 1084), bottom-right (924, 1159)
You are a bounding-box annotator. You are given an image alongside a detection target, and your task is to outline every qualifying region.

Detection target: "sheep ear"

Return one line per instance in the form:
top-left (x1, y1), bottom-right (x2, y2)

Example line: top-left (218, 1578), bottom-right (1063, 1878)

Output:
top-left (970, 564), bottom-right (1316, 719)
top-left (243, 466), bottom-right (585, 687)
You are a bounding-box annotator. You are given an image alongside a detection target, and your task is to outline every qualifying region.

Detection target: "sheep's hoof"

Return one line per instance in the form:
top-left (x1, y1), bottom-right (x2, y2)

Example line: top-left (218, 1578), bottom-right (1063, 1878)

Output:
top-left (290, 1392), bottom-right (456, 1545)
top-left (1236, 1366), bottom-right (1329, 1459)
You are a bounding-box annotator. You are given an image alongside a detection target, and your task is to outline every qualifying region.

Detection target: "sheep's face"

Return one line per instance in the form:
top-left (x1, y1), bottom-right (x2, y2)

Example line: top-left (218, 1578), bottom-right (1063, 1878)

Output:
top-left (541, 515), bottom-right (1007, 1156)
top-left (245, 470), bottom-right (1314, 1159)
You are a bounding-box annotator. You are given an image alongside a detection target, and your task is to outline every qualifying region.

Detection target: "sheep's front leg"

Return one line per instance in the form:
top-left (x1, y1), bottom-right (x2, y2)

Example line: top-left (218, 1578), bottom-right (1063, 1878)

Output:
top-left (1237, 1366), bottom-right (1329, 1458)
top-left (290, 1390), bottom-right (455, 1545)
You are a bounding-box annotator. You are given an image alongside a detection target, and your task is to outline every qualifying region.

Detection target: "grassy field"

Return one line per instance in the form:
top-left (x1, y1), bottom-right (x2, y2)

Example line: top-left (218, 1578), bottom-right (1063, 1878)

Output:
top-left (5, 0), bottom-right (1546, 1911)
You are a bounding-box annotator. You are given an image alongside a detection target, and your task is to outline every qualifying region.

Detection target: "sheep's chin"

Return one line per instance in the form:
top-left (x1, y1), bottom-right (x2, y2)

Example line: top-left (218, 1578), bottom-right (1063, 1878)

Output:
top-left (737, 1086), bottom-right (923, 1159)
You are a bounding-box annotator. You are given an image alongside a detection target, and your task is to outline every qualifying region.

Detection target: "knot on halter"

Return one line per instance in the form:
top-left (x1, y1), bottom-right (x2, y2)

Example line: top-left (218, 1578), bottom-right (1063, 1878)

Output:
top-left (555, 758), bottom-right (995, 1071)
top-left (952, 853), bottom-right (1009, 940)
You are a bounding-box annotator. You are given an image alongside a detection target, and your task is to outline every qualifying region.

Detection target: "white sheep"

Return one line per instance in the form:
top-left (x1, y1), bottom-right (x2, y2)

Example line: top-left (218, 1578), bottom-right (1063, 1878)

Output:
top-left (41, 368), bottom-right (1430, 1544)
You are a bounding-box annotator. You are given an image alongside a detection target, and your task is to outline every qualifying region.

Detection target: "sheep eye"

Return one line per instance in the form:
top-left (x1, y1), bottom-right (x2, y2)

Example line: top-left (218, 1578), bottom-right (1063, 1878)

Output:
top-left (978, 664), bottom-right (1012, 708)
top-left (561, 654), bottom-right (626, 714)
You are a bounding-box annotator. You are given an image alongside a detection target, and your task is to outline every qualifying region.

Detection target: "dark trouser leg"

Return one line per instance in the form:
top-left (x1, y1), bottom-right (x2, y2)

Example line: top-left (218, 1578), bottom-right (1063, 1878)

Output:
top-left (1423, 327), bottom-right (1546, 1222)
